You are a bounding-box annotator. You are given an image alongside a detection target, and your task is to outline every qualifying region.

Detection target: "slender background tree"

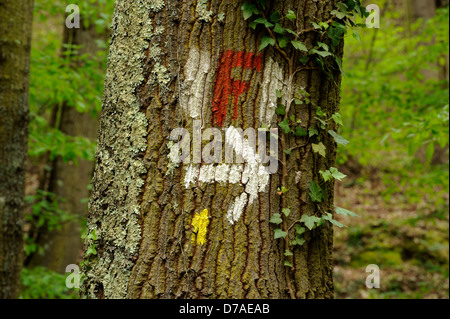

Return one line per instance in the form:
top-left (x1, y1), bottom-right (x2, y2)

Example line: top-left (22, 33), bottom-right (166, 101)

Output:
top-left (0, 0), bottom-right (34, 298)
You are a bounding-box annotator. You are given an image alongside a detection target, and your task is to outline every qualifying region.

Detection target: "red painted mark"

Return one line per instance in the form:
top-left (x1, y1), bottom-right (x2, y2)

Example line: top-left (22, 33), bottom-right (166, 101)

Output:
top-left (212, 50), bottom-right (262, 127)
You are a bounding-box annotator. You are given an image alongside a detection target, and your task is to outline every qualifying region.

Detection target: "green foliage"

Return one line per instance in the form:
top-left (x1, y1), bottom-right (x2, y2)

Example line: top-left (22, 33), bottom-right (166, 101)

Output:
top-left (21, 1), bottom-right (113, 299)
top-left (274, 228), bottom-right (288, 239)
top-left (269, 213), bottom-right (283, 225)
top-left (320, 167), bottom-right (347, 182)
top-left (82, 228), bottom-right (99, 258)
top-left (24, 190), bottom-right (77, 256)
top-left (338, 3), bottom-right (449, 203)
top-left (334, 205), bottom-right (359, 217)
top-left (312, 142), bottom-right (327, 157)
top-left (279, 118), bottom-right (291, 133)
top-left (328, 130), bottom-right (350, 146)
top-left (29, 0), bottom-right (112, 162)
top-left (300, 214), bottom-right (321, 230)
top-left (20, 267), bottom-right (78, 299)
top-left (29, 115), bottom-right (97, 162)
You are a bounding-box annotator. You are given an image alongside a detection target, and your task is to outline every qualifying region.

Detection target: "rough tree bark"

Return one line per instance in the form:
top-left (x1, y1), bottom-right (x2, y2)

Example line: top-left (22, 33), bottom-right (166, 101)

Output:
top-left (27, 20), bottom-right (105, 273)
top-left (0, 0), bottom-right (34, 298)
top-left (82, 0), bottom-right (342, 299)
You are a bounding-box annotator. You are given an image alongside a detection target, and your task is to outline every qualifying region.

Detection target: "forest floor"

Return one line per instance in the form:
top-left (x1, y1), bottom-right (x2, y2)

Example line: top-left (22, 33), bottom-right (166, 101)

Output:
top-left (333, 164), bottom-right (449, 299)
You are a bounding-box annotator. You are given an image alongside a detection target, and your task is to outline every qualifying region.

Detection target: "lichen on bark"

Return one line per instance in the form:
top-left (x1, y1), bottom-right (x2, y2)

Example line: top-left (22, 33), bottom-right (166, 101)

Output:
top-left (81, 0), bottom-right (167, 299)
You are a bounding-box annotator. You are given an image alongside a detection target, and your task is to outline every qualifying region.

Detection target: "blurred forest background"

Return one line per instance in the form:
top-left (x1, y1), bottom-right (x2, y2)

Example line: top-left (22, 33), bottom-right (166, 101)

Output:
top-left (17, 0), bottom-right (448, 298)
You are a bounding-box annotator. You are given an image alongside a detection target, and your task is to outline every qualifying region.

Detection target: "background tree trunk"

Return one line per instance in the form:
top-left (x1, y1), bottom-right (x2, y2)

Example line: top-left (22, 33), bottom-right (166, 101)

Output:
top-left (406, 0), bottom-right (449, 165)
top-left (0, 0), bottom-right (34, 298)
top-left (26, 20), bottom-right (106, 272)
top-left (82, 0), bottom-right (342, 299)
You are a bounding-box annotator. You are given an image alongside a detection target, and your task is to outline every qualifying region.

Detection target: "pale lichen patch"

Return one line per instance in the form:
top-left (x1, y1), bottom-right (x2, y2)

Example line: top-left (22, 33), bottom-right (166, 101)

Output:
top-left (166, 141), bottom-right (180, 176)
top-left (196, 0), bottom-right (213, 22)
top-left (82, 0), bottom-right (167, 299)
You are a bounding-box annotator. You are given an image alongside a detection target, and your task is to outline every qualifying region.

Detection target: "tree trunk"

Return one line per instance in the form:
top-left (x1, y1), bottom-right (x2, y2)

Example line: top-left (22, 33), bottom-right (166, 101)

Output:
top-left (26, 21), bottom-right (105, 272)
top-left (0, 0), bottom-right (34, 298)
top-left (82, 0), bottom-right (342, 299)
top-left (406, 0), bottom-right (449, 165)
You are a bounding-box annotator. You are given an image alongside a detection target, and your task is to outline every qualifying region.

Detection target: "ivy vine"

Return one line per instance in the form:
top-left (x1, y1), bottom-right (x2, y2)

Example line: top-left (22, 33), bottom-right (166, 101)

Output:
top-left (241, 0), bottom-right (366, 298)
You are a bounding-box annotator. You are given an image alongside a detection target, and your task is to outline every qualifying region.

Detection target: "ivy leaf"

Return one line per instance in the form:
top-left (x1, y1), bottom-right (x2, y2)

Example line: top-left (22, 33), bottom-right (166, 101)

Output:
top-left (310, 48), bottom-right (333, 58)
top-left (309, 180), bottom-right (323, 202)
top-left (270, 213), bottom-right (283, 225)
top-left (327, 26), bottom-right (345, 47)
top-left (284, 249), bottom-right (293, 256)
top-left (274, 228), bottom-right (287, 239)
top-left (286, 10), bottom-right (296, 21)
top-left (312, 142), bottom-right (326, 157)
top-left (330, 9), bottom-right (346, 20)
top-left (254, 17), bottom-right (274, 28)
top-left (284, 260), bottom-right (293, 267)
top-left (336, 3), bottom-right (349, 12)
top-left (275, 105), bottom-right (286, 116)
top-left (332, 113), bottom-right (343, 126)
top-left (278, 36), bottom-right (289, 49)
top-left (334, 56), bottom-right (345, 76)
top-left (281, 186), bottom-right (289, 193)
top-left (317, 42), bottom-right (329, 51)
top-left (319, 21), bottom-right (330, 29)
top-left (291, 235), bottom-right (306, 246)
top-left (259, 35), bottom-right (275, 51)
top-left (295, 225), bottom-right (306, 235)
top-left (316, 107), bottom-right (324, 117)
top-left (308, 127), bottom-right (319, 137)
top-left (311, 21), bottom-right (321, 29)
top-left (249, 21), bottom-right (258, 29)
top-left (87, 229), bottom-right (97, 241)
top-left (241, 2), bottom-right (259, 20)
top-left (284, 149), bottom-right (292, 155)
top-left (299, 55), bottom-right (308, 65)
top-left (285, 28), bottom-right (298, 37)
top-left (256, 0), bottom-right (267, 9)
top-left (269, 11), bottom-right (280, 23)
top-left (319, 170), bottom-right (333, 182)
top-left (276, 89), bottom-right (283, 98)
top-left (294, 126), bottom-right (308, 137)
top-left (279, 118), bottom-right (291, 134)
top-left (329, 167), bottom-right (347, 181)
top-left (86, 245), bottom-right (97, 257)
top-left (322, 213), bottom-right (346, 228)
top-left (282, 208), bottom-right (291, 217)
top-left (352, 29), bottom-right (361, 42)
top-left (291, 40), bottom-right (308, 52)
top-left (334, 205), bottom-right (359, 217)
top-left (328, 130), bottom-right (350, 146)
top-left (274, 23), bottom-right (285, 34)
top-left (300, 214), bottom-right (321, 230)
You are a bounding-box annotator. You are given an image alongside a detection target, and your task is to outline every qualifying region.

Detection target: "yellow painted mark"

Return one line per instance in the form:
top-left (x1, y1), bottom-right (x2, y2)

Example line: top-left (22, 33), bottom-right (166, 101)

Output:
top-left (191, 209), bottom-right (209, 245)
